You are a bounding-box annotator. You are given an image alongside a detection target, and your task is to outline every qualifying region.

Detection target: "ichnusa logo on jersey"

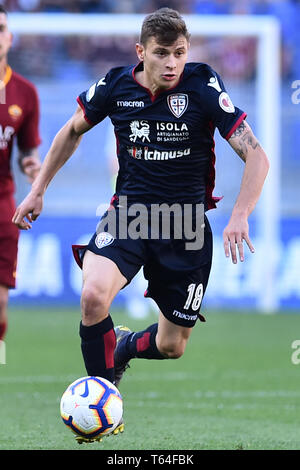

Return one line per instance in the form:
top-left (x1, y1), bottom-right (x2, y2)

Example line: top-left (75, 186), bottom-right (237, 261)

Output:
top-left (127, 146), bottom-right (191, 160)
top-left (167, 94), bottom-right (188, 118)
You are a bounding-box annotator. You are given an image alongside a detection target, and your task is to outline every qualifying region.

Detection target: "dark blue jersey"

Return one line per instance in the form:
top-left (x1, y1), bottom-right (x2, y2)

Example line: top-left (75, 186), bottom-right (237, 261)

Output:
top-left (78, 62), bottom-right (246, 210)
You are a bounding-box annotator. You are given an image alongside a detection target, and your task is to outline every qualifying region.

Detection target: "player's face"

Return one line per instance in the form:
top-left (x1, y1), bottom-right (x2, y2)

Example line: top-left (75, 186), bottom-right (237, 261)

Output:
top-left (136, 35), bottom-right (189, 92)
top-left (0, 13), bottom-right (12, 62)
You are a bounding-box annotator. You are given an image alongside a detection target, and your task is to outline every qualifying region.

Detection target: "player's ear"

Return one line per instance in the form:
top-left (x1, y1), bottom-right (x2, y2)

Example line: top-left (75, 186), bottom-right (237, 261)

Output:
top-left (136, 43), bottom-right (145, 62)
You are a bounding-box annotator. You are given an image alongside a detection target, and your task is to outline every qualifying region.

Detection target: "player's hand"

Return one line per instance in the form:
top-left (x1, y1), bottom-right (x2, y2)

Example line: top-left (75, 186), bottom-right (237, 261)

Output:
top-left (12, 191), bottom-right (43, 230)
top-left (223, 214), bottom-right (255, 263)
top-left (21, 156), bottom-right (41, 183)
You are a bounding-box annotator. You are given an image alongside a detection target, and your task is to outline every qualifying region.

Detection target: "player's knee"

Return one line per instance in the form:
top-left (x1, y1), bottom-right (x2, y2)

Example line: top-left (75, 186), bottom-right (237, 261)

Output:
top-left (81, 284), bottom-right (111, 324)
top-left (0, 290), bottom-right (8, 318)
top-left (0, 296), bottom-right (6, 313)
top-left (156, 338), bottom-right (186, 359)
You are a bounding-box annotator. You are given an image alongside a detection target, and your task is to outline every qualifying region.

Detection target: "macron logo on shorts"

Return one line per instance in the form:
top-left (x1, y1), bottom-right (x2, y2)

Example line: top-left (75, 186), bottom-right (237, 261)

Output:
top-left (172, 310), bottom-right (198, 321)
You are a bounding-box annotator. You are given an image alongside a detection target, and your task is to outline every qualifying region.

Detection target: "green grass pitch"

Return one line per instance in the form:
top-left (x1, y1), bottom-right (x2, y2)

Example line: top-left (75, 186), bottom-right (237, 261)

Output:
top-left (0, 307), bottom-right (299, 450)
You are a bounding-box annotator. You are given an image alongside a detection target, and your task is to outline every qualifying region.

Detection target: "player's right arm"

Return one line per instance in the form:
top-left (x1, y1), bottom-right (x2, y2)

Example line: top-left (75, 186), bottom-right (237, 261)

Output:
top-left (12, 105), bottom-right (93, 230)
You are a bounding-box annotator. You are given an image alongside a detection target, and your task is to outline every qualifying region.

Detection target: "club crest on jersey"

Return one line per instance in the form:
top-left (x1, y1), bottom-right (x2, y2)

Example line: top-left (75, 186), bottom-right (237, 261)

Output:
top-left (95, 232), bottom-right (114, 249)
top-left (219, 92), bottom-right (235, 113)
top-left (8, 104), bottom-right (22, 119)
top-left (167, 94), bottom-right (188, 118)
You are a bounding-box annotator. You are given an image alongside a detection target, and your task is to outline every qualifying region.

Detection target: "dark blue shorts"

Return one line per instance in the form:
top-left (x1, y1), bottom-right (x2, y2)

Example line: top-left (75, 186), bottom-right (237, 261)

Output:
top-left (73, 212), bottom-right (212, 328)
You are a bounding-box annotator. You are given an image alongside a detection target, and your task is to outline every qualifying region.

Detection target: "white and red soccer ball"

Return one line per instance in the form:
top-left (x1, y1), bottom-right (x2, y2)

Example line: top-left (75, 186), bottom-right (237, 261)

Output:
top-left (60, 376), bottom-right (123, 439)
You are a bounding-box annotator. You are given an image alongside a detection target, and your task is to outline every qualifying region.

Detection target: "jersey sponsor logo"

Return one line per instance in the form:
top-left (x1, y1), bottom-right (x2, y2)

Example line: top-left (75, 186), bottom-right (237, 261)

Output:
top-left (8, 104), bottom-right (22, 120)
top-left (172, 310), bottom-right (198, 321)
top-left (156, 122), bottom-right (188, 132)
top-left (156, 122), bottom-right (189, 143)
top-left (0, 125), bottom-right (15, 149)
top-left (219, 92), bottom-right (235, 113)
top-left (127, 146), bottom-right (190, 161)
top-left (144, 147), bottom-right (190, 160)
top-left (129, 120), bottom-right (150, 143)
top-left (117, 100), bottom-right (144, 108)
top-left (95, 232), bottom-right (114, 249)
top-left (207, 75), bottom-right (222, 92)
top-left (167, 94), bottom-right (188, 118)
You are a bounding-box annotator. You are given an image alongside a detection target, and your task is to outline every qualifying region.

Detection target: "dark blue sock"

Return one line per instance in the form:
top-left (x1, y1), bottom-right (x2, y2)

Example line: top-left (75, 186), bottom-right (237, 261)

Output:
top-left (118, 323), bottom-right (165, 362)
top-left (80, 316), bottom-right (116, 382)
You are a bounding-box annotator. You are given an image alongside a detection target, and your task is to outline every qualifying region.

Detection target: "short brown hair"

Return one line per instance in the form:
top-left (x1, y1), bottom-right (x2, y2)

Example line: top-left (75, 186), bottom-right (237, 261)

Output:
top-left (140, 8), bottom-right (190, 46)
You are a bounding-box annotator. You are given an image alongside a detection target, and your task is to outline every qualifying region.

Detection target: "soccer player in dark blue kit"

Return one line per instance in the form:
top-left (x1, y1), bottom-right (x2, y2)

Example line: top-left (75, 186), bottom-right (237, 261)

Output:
top-left (13, 8), bottom-right (269, 440)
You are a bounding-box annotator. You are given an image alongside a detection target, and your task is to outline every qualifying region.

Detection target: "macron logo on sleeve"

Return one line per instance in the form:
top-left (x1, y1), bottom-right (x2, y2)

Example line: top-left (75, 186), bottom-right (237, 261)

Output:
top-left (207, 76), bottom-right (222, 93)
top-left (86, 83), bottom-right (96, 102)
top-left (86, 77), bottom-right (106, 102)
top-left (207, 75), bottom-right (235, 113)
top-left (97, 77), bottom-right (106, 86)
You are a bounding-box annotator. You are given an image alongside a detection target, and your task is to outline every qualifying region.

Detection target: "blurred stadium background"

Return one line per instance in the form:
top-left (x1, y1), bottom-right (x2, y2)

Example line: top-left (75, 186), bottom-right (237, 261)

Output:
top-left (5, 0), bottom-right (300, 315)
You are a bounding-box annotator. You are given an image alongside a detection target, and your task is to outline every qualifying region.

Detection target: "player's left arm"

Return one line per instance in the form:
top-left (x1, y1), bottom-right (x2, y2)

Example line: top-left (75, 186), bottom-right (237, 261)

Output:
top-left (224, 120), bottom-right (270, 263)
top-left (18, 147), bottom-right (41, 183)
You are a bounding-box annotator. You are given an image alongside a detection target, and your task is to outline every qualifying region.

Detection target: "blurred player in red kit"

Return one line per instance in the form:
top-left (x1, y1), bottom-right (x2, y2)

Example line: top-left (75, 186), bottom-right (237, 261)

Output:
top-left (0, 5), bottom-right (41, 341)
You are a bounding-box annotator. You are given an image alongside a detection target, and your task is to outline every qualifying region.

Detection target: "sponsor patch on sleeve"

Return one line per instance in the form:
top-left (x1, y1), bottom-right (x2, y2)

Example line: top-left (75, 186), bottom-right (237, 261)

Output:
top-left (219, 92), bottom-right (235, 113)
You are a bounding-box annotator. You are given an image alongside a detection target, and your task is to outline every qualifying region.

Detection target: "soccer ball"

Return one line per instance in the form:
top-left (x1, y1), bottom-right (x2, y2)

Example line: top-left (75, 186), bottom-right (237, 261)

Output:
top-left (60, 376), bottom-right (123, 440)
